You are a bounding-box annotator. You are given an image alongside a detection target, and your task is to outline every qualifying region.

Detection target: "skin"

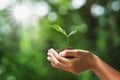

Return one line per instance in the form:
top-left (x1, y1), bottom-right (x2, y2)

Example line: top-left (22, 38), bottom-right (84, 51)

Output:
top-left (47, 48), bottom-right (120, 80)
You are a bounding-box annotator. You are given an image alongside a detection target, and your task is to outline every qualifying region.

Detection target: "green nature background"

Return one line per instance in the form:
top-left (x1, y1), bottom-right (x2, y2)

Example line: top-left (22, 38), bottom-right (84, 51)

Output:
top-left (0, 0), bottom-right (120, 80)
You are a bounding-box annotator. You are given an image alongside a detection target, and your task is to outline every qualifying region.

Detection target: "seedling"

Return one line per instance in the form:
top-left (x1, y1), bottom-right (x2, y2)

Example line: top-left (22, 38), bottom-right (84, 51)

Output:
top-left (50, 24), bottom-right (81, 47)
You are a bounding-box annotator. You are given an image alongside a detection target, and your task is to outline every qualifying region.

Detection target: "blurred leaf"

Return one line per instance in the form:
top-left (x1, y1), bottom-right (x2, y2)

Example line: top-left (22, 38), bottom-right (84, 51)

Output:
top-left (50, 24), bottom-right (68, 37)
top-left (68, 26), bottom-right (81, 36)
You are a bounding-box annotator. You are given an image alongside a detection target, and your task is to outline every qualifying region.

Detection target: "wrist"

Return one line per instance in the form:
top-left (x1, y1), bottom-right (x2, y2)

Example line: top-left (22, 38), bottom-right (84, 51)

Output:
top-left (89, 54), bottom-right (99, 71)
top-left (90, 54), bottom-right (120, 80)
top-left (90, 54), bottom-right (105, 79)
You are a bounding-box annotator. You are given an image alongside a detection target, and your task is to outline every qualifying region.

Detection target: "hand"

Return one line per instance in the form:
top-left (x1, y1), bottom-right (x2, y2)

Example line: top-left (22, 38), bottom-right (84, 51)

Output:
top-left (47, 48), bottom-right (95, 74)
top-left (47, 48), bottom-right (120, 80)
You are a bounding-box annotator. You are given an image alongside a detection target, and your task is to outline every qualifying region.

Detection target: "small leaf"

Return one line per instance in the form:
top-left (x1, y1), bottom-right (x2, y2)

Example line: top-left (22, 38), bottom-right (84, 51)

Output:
top-left (68, 26), bottom-right (81, 36)
top-left (51, 24), bottom-right (68, 37)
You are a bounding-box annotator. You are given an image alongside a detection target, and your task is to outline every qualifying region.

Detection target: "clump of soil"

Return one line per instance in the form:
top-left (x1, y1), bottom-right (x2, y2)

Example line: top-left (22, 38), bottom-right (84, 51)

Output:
top-left (56, 47), bottom-right (74, 53)
top-left (56, 47), bottom-right (75, 59)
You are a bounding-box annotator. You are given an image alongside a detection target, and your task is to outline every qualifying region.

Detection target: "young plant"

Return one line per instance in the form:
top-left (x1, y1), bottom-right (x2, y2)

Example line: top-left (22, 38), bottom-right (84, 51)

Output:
top-left (50, 24), bottom-right (81, 47)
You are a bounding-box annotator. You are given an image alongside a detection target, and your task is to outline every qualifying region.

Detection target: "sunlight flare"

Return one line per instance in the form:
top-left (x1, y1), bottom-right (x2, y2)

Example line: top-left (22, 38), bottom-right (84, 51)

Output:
top-left (8, 1), bottom-right (50, 26)
top-left (9, 2), bottom-right (32, 26)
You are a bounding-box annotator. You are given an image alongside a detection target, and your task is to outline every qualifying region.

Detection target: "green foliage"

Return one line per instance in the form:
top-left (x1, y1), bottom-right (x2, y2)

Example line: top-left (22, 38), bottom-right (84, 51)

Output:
top-left (68, 25), bottom-right (81, 36)
top-left (50, 24), bottom-right (81, 46)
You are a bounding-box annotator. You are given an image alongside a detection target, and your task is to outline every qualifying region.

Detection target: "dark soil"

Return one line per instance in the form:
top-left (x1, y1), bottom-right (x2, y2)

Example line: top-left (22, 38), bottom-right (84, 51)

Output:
top-left (56, 47), bottom-right (74, 53)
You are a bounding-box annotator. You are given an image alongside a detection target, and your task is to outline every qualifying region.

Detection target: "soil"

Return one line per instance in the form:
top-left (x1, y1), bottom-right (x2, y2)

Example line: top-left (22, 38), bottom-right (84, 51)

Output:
top-left (56, 47), bottom-right (75, 59)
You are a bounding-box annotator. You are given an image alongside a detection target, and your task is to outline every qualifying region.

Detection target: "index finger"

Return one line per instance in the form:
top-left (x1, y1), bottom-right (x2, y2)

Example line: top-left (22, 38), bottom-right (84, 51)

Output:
top-left (59, 49), bottom-right (79, 57)
top-left (48, 48), bottom-right (70, 63)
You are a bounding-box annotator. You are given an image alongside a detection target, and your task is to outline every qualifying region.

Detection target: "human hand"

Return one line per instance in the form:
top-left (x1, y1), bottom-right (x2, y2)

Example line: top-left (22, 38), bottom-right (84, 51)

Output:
top-left (47, 48), bottom-right (120, 80)
top-left (47, 48), bottom-right (95, 74)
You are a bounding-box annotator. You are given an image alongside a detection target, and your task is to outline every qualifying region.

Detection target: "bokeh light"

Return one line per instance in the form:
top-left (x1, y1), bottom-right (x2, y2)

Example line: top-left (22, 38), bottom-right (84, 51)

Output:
top-left (32, 1), bottom-right (50, 17)
top-left (7, 75), bottom-right (16, 80)
top-left (91, 4), bottom-right (105, 17)
top-left (59, 6), bottom-right (68, 15)
top-left (71, 0), bottom-right (86, 9)
top-left (48, 12), bottom-right (57, 21)
top-left (111, 1), bottom-right (120, 11)
top-left (0, 65), bottom-right (6, 75)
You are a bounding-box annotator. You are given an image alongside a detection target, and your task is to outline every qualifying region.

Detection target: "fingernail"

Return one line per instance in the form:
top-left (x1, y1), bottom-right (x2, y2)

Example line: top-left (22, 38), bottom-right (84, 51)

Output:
top-left (47, 57), bottom-right (51, 61)
top-left (50, 48), bottom-right (54, 51)
top-left (50, 48), bottom-right (53, 49)
top-left (48, 50), bottom-right (51, 52)
top-left (59, 54), bottom-right (62, 56)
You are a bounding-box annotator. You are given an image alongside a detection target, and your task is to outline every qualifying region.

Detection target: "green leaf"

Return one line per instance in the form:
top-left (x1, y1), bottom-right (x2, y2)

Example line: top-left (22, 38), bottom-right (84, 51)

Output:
top-left (68, 26), bottom-right (81, 36)
top-left (51, 24), bottom-right (68, 37)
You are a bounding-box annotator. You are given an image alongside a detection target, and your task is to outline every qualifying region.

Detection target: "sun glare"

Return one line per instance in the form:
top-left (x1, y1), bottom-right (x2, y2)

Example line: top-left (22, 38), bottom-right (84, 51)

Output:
top-left (72, 0), bottom-right (86, 9)
top-left (8, 1), bottom-right (50, 26)
top-left (13, 5), bottom-right (30, 22)
top-left (9, 2), bottom-right (32, 26)
top-left (0, 0), bottom-right (15, 10)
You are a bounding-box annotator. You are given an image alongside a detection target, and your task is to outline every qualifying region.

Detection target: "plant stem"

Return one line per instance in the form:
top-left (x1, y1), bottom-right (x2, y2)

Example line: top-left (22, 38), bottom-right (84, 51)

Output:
top-left (67, 36), bottom-right (69, 47)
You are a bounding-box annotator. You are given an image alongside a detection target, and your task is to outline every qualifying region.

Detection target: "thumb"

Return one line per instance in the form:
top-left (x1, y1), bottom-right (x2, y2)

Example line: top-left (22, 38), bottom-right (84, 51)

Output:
top-left (59, 50), bottom-right (78, 57)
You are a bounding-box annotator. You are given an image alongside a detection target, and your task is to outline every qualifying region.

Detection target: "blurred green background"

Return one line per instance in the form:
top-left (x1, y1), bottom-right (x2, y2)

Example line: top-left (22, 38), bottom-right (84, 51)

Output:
top-left (0, 0), bottom-right (120, 80)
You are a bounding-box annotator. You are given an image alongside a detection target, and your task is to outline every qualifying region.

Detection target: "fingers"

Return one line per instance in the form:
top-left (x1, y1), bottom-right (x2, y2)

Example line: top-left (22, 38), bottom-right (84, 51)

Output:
top-left (49, 48), bottom-right (70, 62)
top-left (48, 49), bottom-right (59, 63)
top-left (47, 48), bottom-right (92, 74)
top-left (49, 48), bottom-right (59, 59)
top-left (78, 49), bottom-right (90, 54)
top-left (47, 56), bottom-right (55, 64)
top-left (48, 48), bottom-right (60, 63)
top-left (47, 48), bottom-right (69, 69)
top-left (59, 49), bottom-right (79, 57)
top-left (59, 49), bottom-right (90, 57)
